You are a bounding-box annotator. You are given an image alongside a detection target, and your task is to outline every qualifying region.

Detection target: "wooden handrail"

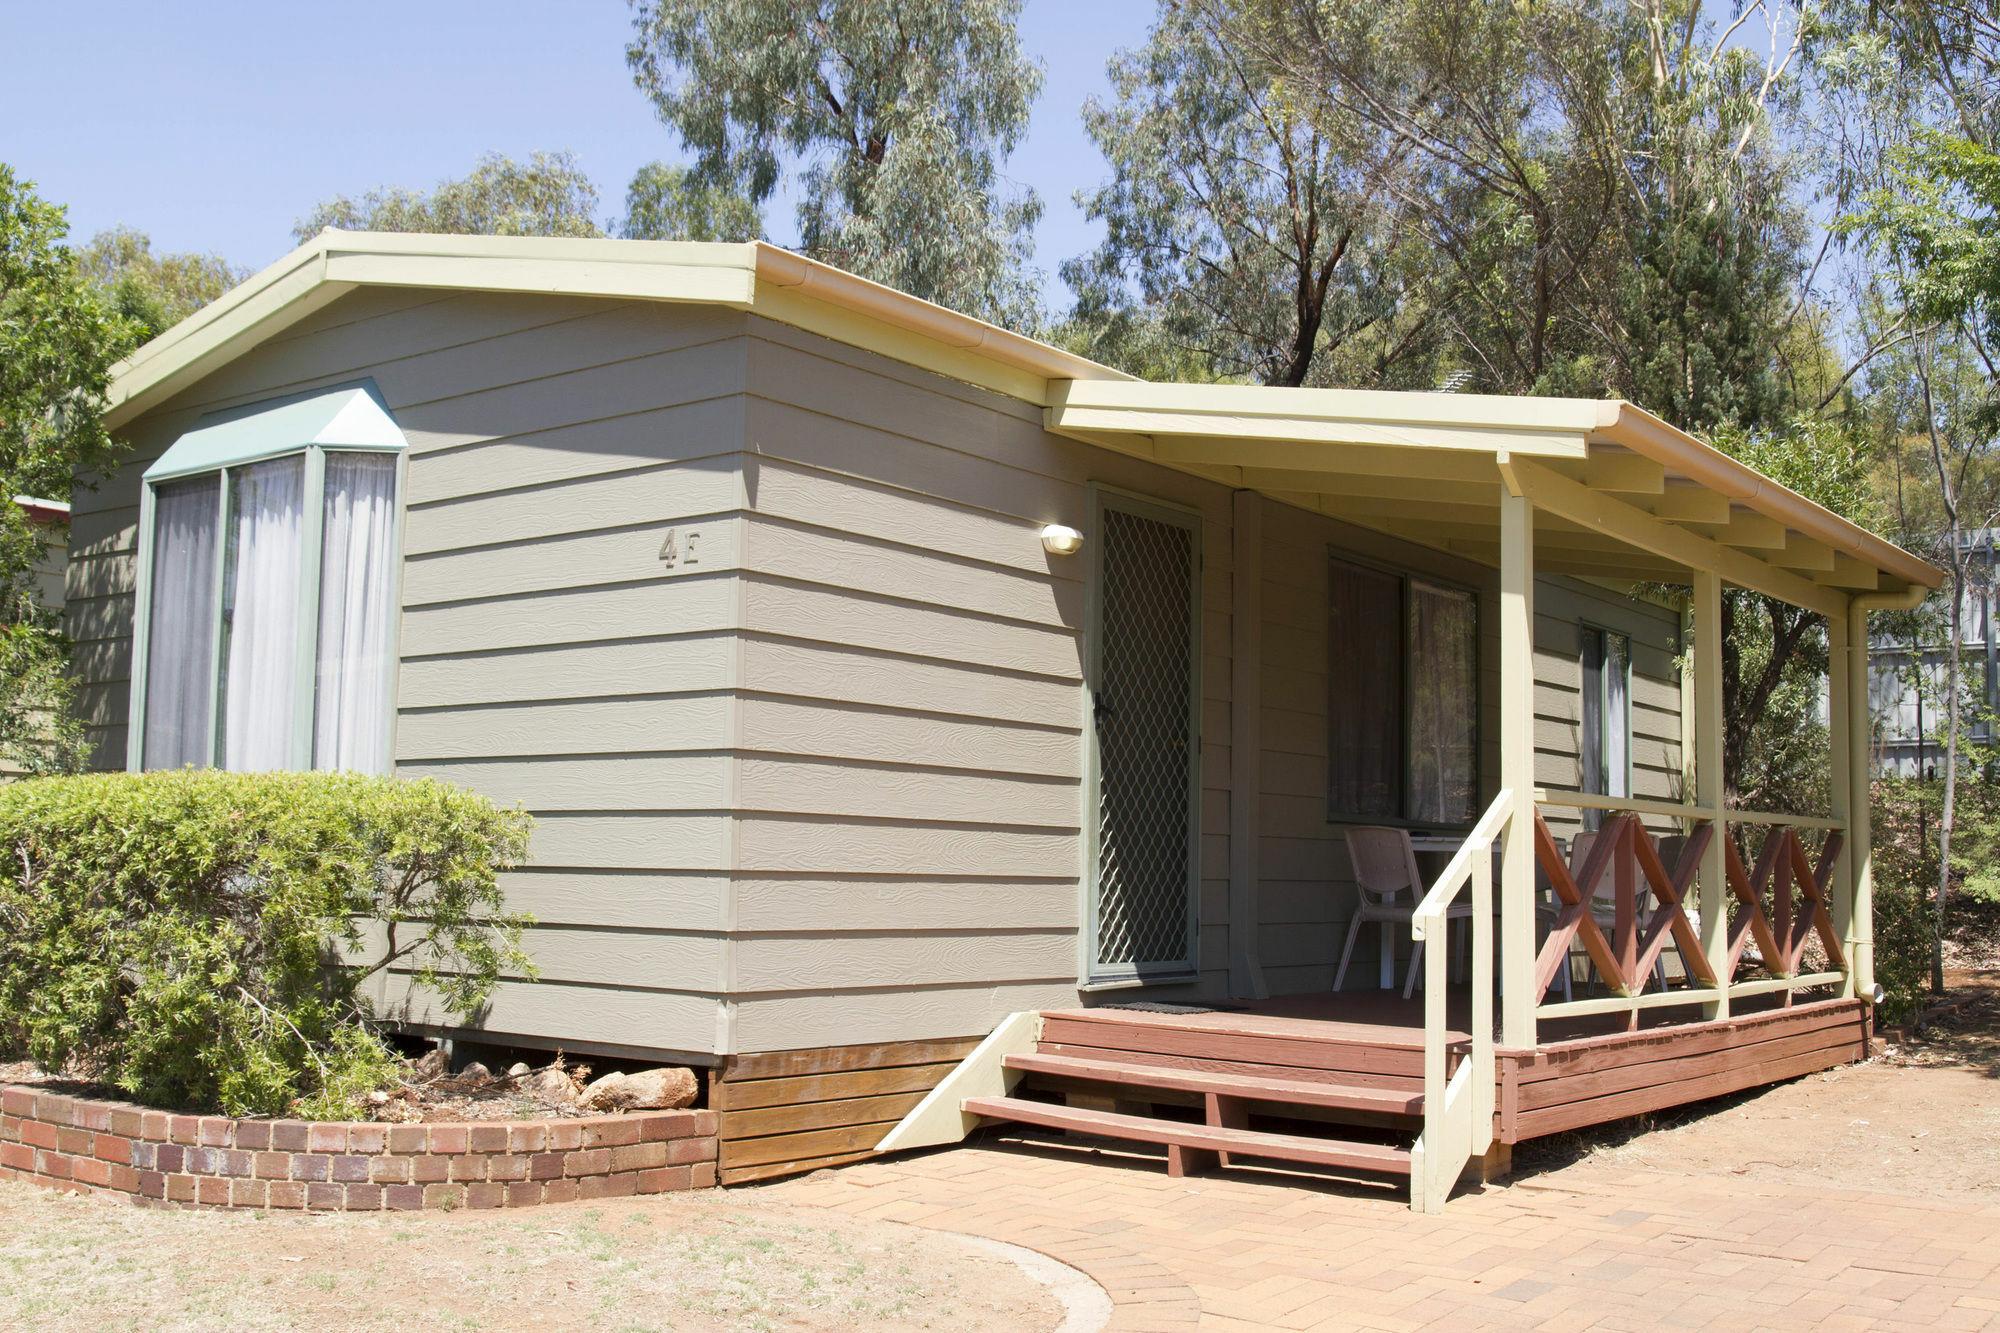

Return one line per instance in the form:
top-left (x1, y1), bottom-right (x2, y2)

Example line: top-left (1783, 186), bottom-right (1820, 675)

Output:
top-left (1533, 788), bottom-right (1847, 832)
top-left (1409, 787), bottom-right (1510, 1214)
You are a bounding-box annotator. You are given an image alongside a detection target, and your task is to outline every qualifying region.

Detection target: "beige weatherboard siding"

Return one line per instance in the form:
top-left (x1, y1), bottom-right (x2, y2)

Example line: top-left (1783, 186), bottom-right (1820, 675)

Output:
top-left (81, 286), bottom-right (756, 1063)
top-left (83, 232), bottom-right (1941, 1068)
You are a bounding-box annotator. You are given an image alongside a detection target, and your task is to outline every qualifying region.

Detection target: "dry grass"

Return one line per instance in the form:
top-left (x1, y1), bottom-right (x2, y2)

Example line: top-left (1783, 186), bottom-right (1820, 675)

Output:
top-left (0, 1182), bottom-right (1062, 1332)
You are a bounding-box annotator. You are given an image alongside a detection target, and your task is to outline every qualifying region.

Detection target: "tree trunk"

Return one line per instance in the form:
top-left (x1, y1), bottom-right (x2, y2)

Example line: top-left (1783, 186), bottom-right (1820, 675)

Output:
top-left (1939, 537), bottom-right (1963, 996)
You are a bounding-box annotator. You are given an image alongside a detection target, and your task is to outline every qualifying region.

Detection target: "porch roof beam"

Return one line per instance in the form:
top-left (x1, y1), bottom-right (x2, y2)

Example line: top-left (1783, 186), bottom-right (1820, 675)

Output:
top-left (1147, 435), bottom-right (1520, 480)
top-left (1441, 542), bottom-right (1690, 582)
top-left (1775, 534), bottom-right (1837, 573)
top-left (1816, 554), bottom-right (1881, 592)
top-left (1549, 450), bottom-right (1667, 495)
top-left (1046, 379), bottom-right (1596, 459)
top-left (1644, 484), bottom-right (1734, 525)
top-left (1506, 458), bottom-right (1847, 617)
top-left (1700, 510), bottom-right (1789, 550)
top-left (1240, 468), bottom-right (1501, 505)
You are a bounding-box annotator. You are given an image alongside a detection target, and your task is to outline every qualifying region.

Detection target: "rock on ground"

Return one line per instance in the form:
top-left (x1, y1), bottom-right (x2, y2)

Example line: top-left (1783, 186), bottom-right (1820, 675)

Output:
top-left (583, 1067), bottom-right (699, 1110)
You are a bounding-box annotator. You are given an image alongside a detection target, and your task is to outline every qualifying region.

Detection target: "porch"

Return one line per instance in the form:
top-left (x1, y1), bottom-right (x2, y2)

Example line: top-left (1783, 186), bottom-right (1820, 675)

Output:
top-left (880, 384), bottom-right (1940, 1211)
top-left (950, 795), bottom-right (1872, 1207)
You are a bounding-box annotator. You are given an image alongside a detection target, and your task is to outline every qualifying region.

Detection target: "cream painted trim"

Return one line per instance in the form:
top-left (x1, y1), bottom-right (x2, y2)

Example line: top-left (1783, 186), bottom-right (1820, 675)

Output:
top-left (106, 231), bottom-right (1124, 430)
top-left (96, 231), bottom-right (1944, 599)
top-left (753, 247), bottom-right (1127, 389)
top-left (1047, 380), bottom-right (1590, 457)
top-left (1510, 458), bottom-right (1850, 618)
top-left (873, 1011), bottom-right (1041, 1154)
top-left (1595, 401), bottom-right (1940, 592)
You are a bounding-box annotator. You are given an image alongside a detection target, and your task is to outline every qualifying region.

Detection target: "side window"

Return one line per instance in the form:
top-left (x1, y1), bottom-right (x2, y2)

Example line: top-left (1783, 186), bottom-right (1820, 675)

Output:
top-left (1579, 625), bottom-right (1632, 828)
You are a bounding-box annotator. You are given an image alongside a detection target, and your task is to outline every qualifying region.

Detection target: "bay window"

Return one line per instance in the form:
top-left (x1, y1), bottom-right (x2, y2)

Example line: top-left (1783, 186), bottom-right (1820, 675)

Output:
top-left (131, 386), bottom-right (405, 775)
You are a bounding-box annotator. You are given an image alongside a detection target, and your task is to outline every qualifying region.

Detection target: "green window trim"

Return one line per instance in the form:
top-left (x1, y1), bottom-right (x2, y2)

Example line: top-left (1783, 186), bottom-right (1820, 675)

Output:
top-left (127, 384), bottom-right (409, 775)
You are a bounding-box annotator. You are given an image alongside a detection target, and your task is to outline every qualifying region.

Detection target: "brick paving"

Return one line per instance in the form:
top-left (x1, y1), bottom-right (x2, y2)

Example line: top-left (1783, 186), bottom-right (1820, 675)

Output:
top-left (763, 1130), bottom-right (2000, 1332)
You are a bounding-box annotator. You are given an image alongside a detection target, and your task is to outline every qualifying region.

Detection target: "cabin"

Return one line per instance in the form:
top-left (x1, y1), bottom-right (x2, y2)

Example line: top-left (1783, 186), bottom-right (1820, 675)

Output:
top-left (77, 232), bottom-right (1940, 1210)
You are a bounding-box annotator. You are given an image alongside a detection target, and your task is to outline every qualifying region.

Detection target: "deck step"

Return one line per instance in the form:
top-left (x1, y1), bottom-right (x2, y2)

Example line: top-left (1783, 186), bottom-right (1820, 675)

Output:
top-left (1005, 1052), bottom-right (1423, 1116)
top-left (963, 1095), bottom-right (1415, 1176)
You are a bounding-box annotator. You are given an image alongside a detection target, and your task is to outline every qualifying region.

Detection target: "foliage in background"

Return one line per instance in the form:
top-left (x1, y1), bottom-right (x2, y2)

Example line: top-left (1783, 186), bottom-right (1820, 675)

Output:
top-left (1072, 0), bottom-right (1817, 406)
top-left (0, 167), bottom-right (128, 775)
top-left (0, 771), bottom-right (535, 1118)
top-left (1710, 418), bottom-right (1878, 813)
top-left (1062, 0), bottom-right (1417, 387)
top-left (293, 151), bottom-right (605, 244)
top-left (1872, 776), bottom-right (2000, 1018)
top-left (619, 161), bottom-right (763, 242)
top-left (627, 0), bottom-right (1045, 327)
top-left (74, 227), bottom-right (248, 351)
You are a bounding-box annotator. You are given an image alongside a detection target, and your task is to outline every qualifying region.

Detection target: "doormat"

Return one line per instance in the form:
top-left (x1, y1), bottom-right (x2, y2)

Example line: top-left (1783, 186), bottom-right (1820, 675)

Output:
top-left (1097, 1001), bottom-right (1243, 1014)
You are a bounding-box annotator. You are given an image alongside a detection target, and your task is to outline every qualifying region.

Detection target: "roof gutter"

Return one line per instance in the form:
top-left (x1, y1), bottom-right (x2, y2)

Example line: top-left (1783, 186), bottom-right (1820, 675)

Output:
top-left (1850, 583), bottom-right (1933, 613)
top-left (753, 244), bottom-right (1131, 387)
top-left (1597, 402), bottom-right (1943, 591)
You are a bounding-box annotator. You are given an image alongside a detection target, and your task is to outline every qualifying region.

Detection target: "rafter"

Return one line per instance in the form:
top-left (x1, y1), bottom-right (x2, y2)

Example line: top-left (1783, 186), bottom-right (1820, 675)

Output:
top-left (1644, 485), bottom-right (1732, 525)
top-left (1506, 459), bottom-right (1847, 617)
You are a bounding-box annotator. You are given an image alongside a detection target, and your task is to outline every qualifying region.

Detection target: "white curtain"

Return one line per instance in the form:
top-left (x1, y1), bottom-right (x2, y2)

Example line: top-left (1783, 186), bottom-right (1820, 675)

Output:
top-left (314, 453), bottom-right (399, 773)
top-left (1604, 631), bottom-right (1631, 800)
top-left (142, 477), bottom-right (221, 768)
top-left (219, 457), bottom-right (304, 771)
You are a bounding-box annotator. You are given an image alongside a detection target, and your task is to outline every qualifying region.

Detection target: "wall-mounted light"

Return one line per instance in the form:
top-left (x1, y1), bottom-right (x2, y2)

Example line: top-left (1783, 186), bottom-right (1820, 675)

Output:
top-left (1040, 524), bottom-right (1085, 556)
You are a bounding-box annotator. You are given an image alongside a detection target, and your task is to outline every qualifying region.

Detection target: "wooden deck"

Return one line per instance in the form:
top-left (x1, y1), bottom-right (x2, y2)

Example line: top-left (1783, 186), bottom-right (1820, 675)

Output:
top-left (710, 988), bottom-right (1872, 1194)
top-left (1004, 990), bottom-right (1870, 1161)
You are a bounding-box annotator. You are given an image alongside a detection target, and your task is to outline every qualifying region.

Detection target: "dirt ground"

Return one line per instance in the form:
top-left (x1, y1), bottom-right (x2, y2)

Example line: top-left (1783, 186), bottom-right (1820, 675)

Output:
top-left (8, 977), bottom-right (2000, 1331)
top-left (0, 1185), bottom-right (1063, 1333)
top-left (1518, 968), bottom-right (2000, 1197)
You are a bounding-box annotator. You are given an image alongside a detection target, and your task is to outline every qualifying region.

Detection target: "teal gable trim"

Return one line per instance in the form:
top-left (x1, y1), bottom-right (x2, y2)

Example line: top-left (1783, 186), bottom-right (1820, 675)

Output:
top-left (144, 383), bottom-right (406, 482)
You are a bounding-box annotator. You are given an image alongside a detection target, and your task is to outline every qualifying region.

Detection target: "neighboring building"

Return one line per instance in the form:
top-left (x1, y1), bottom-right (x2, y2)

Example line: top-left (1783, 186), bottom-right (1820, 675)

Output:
top-left (17, 496), bottom-right (69, 615)
top-left (1867, 528), bottom-right (1993, 777)
top-left (80, 232), bottom-right (1937, 1193)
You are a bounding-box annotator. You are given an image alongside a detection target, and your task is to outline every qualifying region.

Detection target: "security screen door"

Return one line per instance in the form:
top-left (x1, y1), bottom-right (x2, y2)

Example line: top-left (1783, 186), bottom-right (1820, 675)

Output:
top-left (1086, 488), bottom-right (1202, 984)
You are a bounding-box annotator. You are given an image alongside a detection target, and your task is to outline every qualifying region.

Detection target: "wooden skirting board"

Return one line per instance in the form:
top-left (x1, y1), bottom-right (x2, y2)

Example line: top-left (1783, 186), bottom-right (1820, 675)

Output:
top-left (1495, 997), bottom-right (1869, 1143)
top-left (710, 1035), bottom-right (980, 1185)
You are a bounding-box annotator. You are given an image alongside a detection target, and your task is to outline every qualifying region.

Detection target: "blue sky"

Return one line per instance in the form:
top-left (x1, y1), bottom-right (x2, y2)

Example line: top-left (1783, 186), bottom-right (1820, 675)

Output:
top-left (2, 0), bottom-right (1157, 303)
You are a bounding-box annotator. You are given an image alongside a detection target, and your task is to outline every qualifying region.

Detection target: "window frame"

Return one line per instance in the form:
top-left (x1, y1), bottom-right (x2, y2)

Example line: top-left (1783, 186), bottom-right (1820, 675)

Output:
top-left (1578, 621), bottom-right (1634, 825)
top-left (128, 436), bottom-right (408, 775)
top-left (1325, 549), bottom-right (1483, 832)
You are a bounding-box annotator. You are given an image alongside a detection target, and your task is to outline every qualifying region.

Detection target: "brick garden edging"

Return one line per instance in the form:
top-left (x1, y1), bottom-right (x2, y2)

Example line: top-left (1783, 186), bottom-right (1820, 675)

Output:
top-left (0, 1082), bottom-right (717, 1211)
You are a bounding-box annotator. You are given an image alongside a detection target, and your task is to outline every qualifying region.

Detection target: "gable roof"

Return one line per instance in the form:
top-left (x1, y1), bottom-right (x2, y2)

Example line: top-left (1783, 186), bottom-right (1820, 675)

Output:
top-left (104, 229), bottom-right (1941, 605)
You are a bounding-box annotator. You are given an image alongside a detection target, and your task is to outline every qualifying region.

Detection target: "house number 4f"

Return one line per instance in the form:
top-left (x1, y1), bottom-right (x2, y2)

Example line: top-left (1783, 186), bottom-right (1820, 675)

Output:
top-left (659, 527), bottom-right (701, 568)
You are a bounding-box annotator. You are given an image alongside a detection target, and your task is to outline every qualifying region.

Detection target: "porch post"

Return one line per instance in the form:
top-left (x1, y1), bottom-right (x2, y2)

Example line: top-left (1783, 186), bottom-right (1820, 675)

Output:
top-left (1846, 602), bottom-right (1876, 1000)
top-left (1499, 483), bottom-right (1537, 1047)
top-left (1693, 569), bottom-right (1729, 1020)
top-left (1828, 609), bottom-right (1855, 999)
top-left (1228, 489), bottom-right (1267, 1000)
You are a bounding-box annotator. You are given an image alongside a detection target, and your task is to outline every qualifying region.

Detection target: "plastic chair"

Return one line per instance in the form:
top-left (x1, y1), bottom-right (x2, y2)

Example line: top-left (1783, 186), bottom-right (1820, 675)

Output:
top-left (1337, 826), bottom-right (1472, 997)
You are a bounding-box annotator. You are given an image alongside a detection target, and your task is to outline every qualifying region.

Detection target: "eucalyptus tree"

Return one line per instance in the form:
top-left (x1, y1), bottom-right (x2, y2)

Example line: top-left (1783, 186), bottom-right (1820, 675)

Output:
top-left (1064, 0), bottom-right (1426, 386)
top-left (626, 0), bottom-right (1045, 327)
top-left (76, 227), bottom-right (248, 349)
top-left (293, 151), bottom-right (604, 243)
top-left (620, 162), bottom-right (763, 242)
top-left (1230, 0), bottom-right (1813, 424)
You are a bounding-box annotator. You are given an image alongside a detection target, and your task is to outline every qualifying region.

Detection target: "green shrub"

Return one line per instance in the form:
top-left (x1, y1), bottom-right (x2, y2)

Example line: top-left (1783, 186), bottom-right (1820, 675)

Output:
top-left (0, 770), bottom-right (534, 1117)
top-left (1869, 775), bottom-right (2000, 1020)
